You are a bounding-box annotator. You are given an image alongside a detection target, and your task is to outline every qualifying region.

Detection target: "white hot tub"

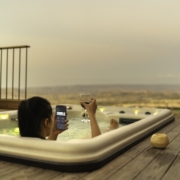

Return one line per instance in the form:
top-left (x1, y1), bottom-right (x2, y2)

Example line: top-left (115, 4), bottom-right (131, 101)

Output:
top-left (0, 105), bottom-right (175, 172)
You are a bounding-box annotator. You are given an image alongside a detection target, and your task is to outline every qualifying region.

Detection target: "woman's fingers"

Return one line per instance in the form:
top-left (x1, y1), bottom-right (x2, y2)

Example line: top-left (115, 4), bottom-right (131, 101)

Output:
top-left (65, 120), bottom-right (69, 128)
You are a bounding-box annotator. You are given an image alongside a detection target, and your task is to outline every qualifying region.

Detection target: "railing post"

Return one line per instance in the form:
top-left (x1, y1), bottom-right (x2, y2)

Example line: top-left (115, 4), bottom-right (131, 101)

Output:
top-left (12, 48), bottom-right (15, 99)
top-left (0, 49), bottom-right (2, 99)
top-left (25, 47), bottom-right (28, 99)
top-left (6, 49), bottom-right (8, 99)
top-left (18, 48), bottom-right (21, 100)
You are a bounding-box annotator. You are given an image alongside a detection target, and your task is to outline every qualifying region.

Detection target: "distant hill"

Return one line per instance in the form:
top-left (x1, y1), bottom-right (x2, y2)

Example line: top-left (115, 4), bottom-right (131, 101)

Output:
top-left (27, 84), bottom-right (180, 94)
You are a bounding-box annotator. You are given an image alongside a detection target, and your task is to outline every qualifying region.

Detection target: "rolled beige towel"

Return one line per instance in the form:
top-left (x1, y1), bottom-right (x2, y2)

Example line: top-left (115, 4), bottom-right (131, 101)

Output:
top-left (150, 133), bottom-right (169, 148)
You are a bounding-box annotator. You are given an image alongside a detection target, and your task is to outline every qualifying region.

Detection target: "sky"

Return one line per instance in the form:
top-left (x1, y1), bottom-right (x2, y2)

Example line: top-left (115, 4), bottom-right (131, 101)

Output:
top-left (0, 0), bottom-right (180, 87)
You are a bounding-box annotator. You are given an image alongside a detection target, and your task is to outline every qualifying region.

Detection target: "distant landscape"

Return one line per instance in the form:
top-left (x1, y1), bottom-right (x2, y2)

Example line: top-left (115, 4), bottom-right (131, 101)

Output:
top-left (26, 84), bottom-right (180, 105)
top-left (1, 84), bottom-right (180, 117)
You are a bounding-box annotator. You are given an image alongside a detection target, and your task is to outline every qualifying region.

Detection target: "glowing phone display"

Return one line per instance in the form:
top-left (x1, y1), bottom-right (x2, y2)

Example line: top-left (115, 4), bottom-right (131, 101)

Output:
top-left (56, 105), bottom-right (66, 130)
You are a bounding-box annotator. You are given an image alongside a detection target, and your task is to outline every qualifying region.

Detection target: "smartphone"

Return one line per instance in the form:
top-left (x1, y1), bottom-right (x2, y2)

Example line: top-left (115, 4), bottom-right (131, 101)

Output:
top-left (56, 105), bottom-right (67, 130)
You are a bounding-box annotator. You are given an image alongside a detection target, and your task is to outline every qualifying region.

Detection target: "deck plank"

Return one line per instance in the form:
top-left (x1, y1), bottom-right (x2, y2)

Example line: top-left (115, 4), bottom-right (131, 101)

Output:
top-left (0, 165), bottom-right (61, 180)
top-left (0, 160), bottom-right (8, 168)
top-left (27, 169), bottom-right (62, 180)
top-left (0, 161), bottom-right (24, 177)
top-left (51, 172), bottom-right (88, 180)
top-left (134, 135), bottom-right (180, 180)
top-left (162, 153), bottom-right (180, 180)
top-left (105, 146), bottom-right (163, 180)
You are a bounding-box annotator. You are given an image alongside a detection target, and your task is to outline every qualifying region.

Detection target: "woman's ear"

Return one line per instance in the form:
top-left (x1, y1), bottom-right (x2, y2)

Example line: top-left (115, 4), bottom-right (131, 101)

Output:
top-left (44, 118), bottom-right (50, 128)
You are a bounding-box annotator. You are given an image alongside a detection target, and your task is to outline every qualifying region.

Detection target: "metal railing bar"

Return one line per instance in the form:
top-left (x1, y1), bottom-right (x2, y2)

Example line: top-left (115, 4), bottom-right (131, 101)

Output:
top-left (0, 50), bottom-right (2, 99)
top-left (6, 49), bottom-right (8, 99)
top-left (0, 45), bottom-right (30, 50)
top-left (12, 48), bottom-right (15, 99)
top-left (18, 48), bottom-right (21, 100)
top-left (25, 48), bottom-right (28, 99)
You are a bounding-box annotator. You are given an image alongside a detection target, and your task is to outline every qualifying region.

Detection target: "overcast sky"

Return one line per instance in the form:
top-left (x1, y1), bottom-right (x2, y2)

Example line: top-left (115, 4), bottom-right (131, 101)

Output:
top-left (1, 0), bottom-right (180, 87)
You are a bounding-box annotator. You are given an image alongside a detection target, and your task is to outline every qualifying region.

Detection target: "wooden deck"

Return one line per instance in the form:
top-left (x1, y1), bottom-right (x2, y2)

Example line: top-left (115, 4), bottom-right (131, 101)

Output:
top-left (1, 118), bottom-right (180, 180)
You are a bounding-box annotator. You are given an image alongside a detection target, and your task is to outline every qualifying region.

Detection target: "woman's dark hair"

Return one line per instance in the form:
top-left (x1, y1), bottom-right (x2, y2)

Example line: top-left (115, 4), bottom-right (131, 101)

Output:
top-left (18, 96), bottom-right (52, 138)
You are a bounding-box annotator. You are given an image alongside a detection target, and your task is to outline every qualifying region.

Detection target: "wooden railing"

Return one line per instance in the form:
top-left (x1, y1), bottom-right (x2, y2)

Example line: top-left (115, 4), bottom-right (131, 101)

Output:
top-left (0, 45), bottom-right (30, 109)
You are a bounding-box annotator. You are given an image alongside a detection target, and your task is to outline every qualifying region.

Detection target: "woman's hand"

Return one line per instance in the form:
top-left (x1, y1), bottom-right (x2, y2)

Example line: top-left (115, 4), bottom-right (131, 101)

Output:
top-left (48, 114), bottom-right (69, 140)
top-left (81, 98), bottom-right (97, 115)
top-left (53, 114), bottom-right (69, 134)
top-left (81, 98), bottom-right (101, 137)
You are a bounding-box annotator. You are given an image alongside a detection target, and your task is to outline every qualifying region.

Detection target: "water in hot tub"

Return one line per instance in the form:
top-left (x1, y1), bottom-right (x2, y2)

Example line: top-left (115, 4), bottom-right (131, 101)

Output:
top-left (0, 118), bottom-right (124, 141)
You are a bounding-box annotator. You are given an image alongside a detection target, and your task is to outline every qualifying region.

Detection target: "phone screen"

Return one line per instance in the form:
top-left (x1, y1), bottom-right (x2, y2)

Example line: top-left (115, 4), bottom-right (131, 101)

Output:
top-left (56, 105), bottom-right (66, 130)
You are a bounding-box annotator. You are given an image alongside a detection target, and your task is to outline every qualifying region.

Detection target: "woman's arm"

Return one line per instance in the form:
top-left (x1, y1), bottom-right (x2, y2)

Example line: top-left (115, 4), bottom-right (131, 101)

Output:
top-left (81, 99), bottom-right (101, 138)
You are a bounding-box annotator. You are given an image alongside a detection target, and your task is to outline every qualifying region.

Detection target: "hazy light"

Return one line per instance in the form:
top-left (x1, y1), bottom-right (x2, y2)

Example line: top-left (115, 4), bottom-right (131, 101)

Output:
top-left (98, 107), bottom-right (105, 112)
top-left (14, 127), bottom-right (19, 133)
top-left (154, 111), bottom-right (158, 115)
top-left (0, 114), bottom-right (9, 120)
top-left (134, 110), bottom-right (139, 115)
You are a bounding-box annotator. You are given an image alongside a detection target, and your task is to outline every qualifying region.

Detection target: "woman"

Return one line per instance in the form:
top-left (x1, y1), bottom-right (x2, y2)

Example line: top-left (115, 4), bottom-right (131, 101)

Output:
top-left (18, 96), bottom-right (101, 140)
